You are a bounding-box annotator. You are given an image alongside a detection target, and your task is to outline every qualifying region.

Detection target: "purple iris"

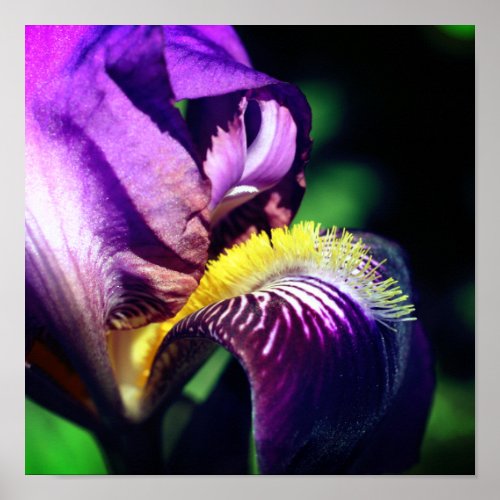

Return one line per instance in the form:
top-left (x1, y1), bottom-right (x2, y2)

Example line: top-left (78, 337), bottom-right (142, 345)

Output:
top-left (25, 25), bottom-right (434, 474)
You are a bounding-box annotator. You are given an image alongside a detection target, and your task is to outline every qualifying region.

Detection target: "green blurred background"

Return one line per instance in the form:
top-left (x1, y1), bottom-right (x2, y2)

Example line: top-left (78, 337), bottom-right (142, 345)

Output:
top-left (26, 26), bottom-right (474, 474)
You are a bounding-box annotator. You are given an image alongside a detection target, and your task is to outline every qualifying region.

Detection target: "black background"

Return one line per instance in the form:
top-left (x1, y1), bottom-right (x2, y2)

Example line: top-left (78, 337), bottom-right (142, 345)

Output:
top-left (237, 26), bottom-right (475, 379)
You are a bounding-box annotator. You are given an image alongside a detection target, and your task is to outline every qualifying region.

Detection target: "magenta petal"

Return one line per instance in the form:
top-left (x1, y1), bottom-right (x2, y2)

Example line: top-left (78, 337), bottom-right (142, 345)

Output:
top-left (26, 25), bottom-right (99, 99)
top-left (26, 26), bottom-right (210, 417)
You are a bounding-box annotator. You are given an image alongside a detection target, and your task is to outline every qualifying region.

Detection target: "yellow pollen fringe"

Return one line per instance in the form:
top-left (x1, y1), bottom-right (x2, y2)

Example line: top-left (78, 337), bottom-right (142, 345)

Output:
top-left (128, 221), bottom-right (415, 390)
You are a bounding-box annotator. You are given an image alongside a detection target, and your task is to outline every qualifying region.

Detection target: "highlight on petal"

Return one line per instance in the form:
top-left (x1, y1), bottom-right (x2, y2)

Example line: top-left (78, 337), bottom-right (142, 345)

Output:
top-left (242, 99), bottom-right (297, 188)
top-left (25, 25), bottom-right (100, 99)
top-left (25, 26), bottom-right (210, 420)
top-left (143, 223), bottom-right (433, 472)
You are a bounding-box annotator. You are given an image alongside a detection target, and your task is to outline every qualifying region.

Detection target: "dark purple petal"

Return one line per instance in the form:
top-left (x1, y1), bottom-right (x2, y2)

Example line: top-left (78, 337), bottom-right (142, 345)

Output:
top-left (141, 340), bottom-right (216, 417)
top-left (345, 321), bottom-right (434, 473)
top-left (26, 26), bottom-right (210, 418)
top-left (147, 233), bottom-right (433, 474)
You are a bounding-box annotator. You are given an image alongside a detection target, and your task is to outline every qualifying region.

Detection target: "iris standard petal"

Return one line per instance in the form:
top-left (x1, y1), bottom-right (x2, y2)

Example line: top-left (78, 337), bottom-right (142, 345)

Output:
top-left (163, 26), bottom-right (312, 251)
top-left (208, 86), bottom-right (311, 254)
top-left (205, 96), bottom-right (297, 222)
top-left (241, 98), bottom-right (297, 188)
top-left (163, 25), bottom-right (269, 100)
top-left (144, 224), bottom-right (433, 473)
top-left (204, 99), bottom-right (249, 211)
top-left (25, 26), bottom-right (210, 418)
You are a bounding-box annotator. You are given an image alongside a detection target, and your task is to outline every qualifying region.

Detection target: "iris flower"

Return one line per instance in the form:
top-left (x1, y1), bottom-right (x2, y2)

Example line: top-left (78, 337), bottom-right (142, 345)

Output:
top-left (25, 25), bottom-right (434, 474)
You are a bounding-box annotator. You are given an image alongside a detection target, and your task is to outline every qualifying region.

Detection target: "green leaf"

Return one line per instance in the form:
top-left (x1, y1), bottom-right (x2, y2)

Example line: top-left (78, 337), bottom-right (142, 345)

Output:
top-left (25, 399), bottom-right (107, 474)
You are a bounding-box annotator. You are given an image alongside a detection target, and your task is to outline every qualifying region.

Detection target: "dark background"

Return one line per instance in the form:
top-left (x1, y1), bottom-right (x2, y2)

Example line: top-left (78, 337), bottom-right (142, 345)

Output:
top-left (237, 26), bottom-right (475, 473)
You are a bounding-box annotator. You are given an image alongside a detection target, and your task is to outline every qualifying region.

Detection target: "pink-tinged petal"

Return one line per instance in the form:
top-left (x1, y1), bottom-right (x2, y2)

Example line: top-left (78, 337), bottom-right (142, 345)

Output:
top-left (26, 26), bottom-right (210, 418)
top-left (204, 99), bottom-right (248, 210)
top-left (209, 86), bottom-right (311, 255)
top-left (241, 98), bottom-right (297, 188)
top-left (146, 233), bottom-right (433, 473)
top-left (205, 96), bottom-right (298, 225)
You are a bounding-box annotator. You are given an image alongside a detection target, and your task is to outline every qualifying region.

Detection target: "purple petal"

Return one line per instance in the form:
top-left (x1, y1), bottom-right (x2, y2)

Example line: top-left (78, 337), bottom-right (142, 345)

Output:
top-left (26, 26), bottom-right (210, 418)
top-left (163, 26), bottom-right (312, 248)
top-left (163, 26), bottom-right (271, 100)
top-left (209, 85), bottom-right (311, 254)
top-left (148, 233), bottom-right (433, 473)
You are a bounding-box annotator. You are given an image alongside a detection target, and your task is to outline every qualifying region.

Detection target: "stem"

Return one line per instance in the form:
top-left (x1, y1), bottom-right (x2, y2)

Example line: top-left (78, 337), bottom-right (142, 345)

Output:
top-left (96, 412), bottom-right (165, 475)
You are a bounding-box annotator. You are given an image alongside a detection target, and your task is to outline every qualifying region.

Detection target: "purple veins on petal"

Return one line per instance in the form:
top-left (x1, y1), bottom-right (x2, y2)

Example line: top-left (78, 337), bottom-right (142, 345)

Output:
top-left (163, 25), bottom-right (272, 100)
top-left (155, 274), bottom-right (409, 473)
top-left (144, 223), bottom-right (432, 473)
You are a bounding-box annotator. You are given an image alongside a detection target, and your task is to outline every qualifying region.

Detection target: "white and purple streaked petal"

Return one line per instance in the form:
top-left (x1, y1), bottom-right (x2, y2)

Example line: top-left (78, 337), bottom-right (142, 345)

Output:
top-left (209, 86), bottom-right (311, 254)
top-left (145, 226), bottom-right (433, 473)
top-left (160, 277), bottom-right (412, 473)
top-left (26, 26), bottom-right (210, 418)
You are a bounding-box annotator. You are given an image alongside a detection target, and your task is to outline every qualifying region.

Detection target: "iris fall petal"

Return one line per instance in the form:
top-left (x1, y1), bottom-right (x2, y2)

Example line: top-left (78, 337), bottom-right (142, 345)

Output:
top-left (146, 225), bottom-right (433, 473)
